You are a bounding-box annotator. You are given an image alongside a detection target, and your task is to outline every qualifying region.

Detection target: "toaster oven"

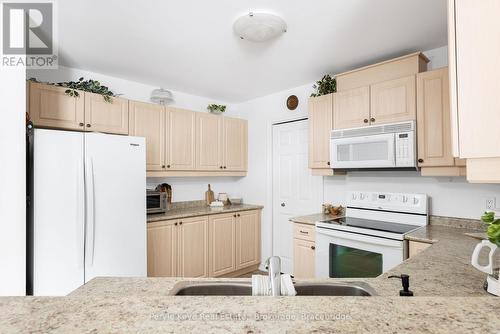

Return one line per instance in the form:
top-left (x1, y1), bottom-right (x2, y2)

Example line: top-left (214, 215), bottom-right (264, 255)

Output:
top-left (146, 190), bottom-right (168, 214)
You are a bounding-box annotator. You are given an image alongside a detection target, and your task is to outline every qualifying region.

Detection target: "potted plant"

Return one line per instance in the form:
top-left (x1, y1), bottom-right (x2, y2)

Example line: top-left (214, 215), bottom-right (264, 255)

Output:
top-left (207, 104), bottom-right (226, 114)
top-left (310, 74), bottom-right (337, 97)
top-left (29, 77), bottom-right (118, 102)
top-left (481, 212), bottom-right (500, 246)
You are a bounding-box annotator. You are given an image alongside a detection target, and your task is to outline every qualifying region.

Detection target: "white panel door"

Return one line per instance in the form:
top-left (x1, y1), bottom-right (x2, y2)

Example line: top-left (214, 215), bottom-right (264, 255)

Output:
top-left (84, 133), bottom-right (147, 282)
top-left (272, 120), bottom-right (323, 274)
top-left (33, 129), bottom-right (85, 296)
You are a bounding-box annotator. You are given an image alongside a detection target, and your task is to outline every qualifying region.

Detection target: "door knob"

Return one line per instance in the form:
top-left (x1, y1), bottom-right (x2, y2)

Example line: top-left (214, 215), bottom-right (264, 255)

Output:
top-left (281, 203), bottom-right (285, 207)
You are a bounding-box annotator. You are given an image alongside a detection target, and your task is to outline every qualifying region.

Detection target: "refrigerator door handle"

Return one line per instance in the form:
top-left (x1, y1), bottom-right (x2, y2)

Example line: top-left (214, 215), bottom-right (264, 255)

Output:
top-left (77, 157), bottom-right (85, 268)
top-left (85, 157), bottom-right (96, 267)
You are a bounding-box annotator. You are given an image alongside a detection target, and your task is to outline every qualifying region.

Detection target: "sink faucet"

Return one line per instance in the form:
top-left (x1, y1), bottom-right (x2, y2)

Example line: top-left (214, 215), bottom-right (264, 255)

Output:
top-left (266, 256), bottom-right (281, 296)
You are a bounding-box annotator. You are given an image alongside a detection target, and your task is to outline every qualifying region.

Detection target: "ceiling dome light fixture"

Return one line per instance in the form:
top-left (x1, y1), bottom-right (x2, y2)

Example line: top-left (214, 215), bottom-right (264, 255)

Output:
top-left (233, 12), bottom-right (287, 42)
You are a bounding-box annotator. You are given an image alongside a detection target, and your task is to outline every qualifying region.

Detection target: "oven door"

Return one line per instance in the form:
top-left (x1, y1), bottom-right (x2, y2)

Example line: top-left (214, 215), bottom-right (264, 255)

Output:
top-left (330, 133), bottom-right (396, 169)
top-left (315, 226), bottom-right (404, 278)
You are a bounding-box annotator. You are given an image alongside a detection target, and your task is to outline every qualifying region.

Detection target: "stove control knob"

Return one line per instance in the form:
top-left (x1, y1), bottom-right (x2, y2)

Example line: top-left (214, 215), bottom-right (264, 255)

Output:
top-left (351, 193), bottom-right (357, 200)
top-left (359, 193), bottom-right (365, 200)
top-left (402, 196), bottom-right (408, 203)
top-left (413, 197), bottom-right (419, 205)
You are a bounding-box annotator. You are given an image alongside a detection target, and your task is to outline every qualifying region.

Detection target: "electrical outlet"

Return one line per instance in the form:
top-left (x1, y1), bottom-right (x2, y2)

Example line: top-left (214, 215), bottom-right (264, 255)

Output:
top-left (486, 198), bottom-right (496, 211)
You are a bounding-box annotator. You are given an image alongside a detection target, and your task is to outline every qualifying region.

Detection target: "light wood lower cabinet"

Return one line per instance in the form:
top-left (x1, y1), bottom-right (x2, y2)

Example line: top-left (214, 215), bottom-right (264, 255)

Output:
top-left (209, 213), bottom-right (236, 276)
top-left (293, 239), bottom-right (316, 279)
top-left (235, 210), bottom-right (261, 269)
top-left (148, 210), bottom-right (261, 278)
top-left (178, 216), bottom-right (209, 278)
top-left (147, 220), bottom-right (177, 277)
top-left (293, 223), bottom-right (316, 279)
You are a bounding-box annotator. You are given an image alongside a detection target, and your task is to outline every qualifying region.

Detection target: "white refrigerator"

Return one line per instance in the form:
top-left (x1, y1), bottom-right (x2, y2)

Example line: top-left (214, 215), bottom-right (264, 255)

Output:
top-left (28, 129), bottom-right (146, 296)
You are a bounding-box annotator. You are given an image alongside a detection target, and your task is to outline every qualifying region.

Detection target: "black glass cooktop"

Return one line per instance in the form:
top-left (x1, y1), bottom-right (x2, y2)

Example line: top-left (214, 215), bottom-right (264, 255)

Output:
top-left (319, 217), bottom-right (420, 234)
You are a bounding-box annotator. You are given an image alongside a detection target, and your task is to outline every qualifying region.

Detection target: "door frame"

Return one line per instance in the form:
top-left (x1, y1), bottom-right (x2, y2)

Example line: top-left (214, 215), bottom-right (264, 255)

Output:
top-left (271, 118), bottom-right (324, 274)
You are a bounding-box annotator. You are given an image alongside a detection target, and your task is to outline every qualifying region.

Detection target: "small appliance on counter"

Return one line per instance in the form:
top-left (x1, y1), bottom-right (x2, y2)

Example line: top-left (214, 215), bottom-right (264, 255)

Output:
top-left (471, 240), bottom-right (500, 297)
top-left (147, 189), bottom-right (168, 214)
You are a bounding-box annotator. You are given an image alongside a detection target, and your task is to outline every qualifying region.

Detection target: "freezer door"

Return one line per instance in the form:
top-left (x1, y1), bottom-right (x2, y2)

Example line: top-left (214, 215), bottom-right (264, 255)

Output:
top-left (84, 133), bottom-right (146, 282)
top-left (33, 129), bottom-right (85, 296)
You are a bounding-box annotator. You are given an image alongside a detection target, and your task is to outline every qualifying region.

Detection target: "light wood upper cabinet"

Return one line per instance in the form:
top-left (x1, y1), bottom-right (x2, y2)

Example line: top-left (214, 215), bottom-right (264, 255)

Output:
top-left (333, 86), bottom-right (370, 130)
top-left (236, 210), bottom-right (261, 269)
top-left (208, 213), bottom-right (236, 277)
top-left (370, 75), bottom-right (416, 125)
top-left (147, 220), bottom-right (177, 277)
top-left (84, 93), bottom-right (129, 134)
top-left (29, 82), bottom-right (85, 130)
top-left (166, 108), bottom-right (196, 170)
top-left (448, 0), bottom-right (500, 183)
top-left (177, 216), bottom-right (209, 278)
top-left (196, 113), bottom-right (223, 171)
top-left (129, 101), bottom-right (165, 171)
top-left (417, 68), bottom-right (455, 167)
top-left (223, 117), bottom-right (248, 171)
top-left (293, 238), bottom-right (315, 279)
top-left (308, 94), bottom-right (333, 169)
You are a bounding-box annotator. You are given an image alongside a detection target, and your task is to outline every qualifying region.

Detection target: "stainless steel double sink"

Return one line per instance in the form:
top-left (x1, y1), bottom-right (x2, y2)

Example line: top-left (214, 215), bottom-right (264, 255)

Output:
top-left (169, 281), bottom-right (376, 296)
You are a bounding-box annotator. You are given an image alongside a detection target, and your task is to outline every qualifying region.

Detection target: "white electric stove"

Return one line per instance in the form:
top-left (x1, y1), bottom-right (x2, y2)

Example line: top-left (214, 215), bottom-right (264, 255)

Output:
top-left (315, 191), bottom-right (428, 278)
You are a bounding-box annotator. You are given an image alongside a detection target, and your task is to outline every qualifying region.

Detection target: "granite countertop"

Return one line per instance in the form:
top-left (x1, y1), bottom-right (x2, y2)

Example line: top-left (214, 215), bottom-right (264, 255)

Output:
top-left (147, 204), bottom-right (264, 222)
top-left (1, 217), bottom-right (499, 333)
top-left (289, 213), bottom-right (342, 225)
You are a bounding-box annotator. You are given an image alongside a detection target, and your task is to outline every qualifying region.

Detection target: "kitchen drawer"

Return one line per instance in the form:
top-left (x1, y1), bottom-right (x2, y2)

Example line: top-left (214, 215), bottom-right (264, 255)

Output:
top-left (293, 223), bottom-right (315, 242)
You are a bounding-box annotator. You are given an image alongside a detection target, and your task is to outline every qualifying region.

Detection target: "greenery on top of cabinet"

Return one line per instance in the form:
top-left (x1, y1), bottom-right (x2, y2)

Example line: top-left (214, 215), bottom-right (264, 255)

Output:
top-left (29, 77), bottom-right (118, 102)
top-left (311, 74), bottom-right (336, 97)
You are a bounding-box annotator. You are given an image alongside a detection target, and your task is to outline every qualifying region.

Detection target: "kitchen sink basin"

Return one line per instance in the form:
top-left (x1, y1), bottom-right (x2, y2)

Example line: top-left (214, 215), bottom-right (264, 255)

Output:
top-left (169, 281), bottom-right (376, 296)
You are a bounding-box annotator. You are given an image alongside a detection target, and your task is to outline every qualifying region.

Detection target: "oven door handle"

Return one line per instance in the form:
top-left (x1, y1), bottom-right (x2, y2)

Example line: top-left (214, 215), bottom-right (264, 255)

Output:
top-left (316, 227), bottom-right (403, 248)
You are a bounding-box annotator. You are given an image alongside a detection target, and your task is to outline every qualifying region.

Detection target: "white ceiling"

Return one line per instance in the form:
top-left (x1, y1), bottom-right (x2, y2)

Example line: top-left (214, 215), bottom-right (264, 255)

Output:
top-left (56, 0), bottom-right (448, 102)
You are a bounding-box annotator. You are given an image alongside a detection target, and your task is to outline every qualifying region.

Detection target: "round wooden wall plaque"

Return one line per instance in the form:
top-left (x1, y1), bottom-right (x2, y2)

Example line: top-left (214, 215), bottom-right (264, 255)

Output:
top-left (286, 95), bottom-right (299, 110)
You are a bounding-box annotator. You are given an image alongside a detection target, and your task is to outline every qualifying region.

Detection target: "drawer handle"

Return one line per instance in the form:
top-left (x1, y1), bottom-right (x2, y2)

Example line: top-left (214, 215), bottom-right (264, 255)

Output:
top-left (299, 230), bottom-right (309, 234)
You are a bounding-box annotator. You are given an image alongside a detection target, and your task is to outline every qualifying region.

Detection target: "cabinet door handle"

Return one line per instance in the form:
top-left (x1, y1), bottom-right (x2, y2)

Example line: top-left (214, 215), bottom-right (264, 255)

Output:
top-left (79, 122), bottom-right (84, 127)
top-left (162, 165), bottom-right (166, 169)
top-left (237, 214), bottom-right (240, 217)
top-left (311, 246), bottom-right (316, 250)
top-left (327, 161), bottom-right (330, 166)
top-left (370, 118), bottom-right (375, 123)
top-left (233, 214), bottom-right (237, 217)
top-left (179, 222), bottom-right (183, 225)
top-left (167, 165), bottom-right (171, 168)
top-left (223, 166), bottom-right (227, 169)
top-left (174, 222), bottom-right (178, 226)
top-left (299, 230), bottom-right (309, 234)
top-left (363, 119), bottom-right (369, 123)
top-left (220, 166), bottom-right (223, 169)
top-left (418, 159), bottom-right (424, 163)
top-left (86, 124), bottom-right (91, 128)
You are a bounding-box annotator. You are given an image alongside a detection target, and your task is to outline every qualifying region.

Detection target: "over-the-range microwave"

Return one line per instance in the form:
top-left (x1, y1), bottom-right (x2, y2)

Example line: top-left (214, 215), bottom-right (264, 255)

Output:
top-left (330, 121), bottom-right (417, 170)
